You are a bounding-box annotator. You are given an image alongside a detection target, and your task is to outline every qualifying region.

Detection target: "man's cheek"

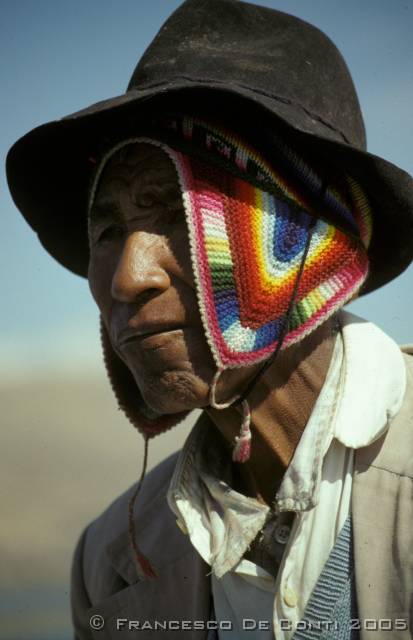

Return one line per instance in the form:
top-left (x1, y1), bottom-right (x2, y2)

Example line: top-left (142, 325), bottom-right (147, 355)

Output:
top-left (87, 266), bottom-right (112, 315)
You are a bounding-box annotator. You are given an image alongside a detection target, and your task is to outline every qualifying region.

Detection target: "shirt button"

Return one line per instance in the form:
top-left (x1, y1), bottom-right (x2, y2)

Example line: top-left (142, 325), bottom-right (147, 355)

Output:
top-left (274, 523), bottom-right (291, 544)
top-left (284, 586), bottom-right (298, 608)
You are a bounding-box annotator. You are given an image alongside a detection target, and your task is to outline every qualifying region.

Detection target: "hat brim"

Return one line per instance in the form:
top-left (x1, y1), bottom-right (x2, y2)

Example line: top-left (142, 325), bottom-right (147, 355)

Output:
top-left (6, 80), bottom-right (413, 294)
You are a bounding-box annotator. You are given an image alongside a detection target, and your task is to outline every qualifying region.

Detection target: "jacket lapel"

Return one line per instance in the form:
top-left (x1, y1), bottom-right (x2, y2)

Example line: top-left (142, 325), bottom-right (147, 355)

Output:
top-left (87, 488), bottom-right (211, 639)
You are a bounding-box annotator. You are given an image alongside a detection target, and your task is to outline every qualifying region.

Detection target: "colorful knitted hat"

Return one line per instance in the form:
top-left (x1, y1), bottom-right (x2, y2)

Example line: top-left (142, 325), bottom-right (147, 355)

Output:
top-left (89, 116), bottom-right (372, 577)
top-left (91, 116), bottom-right (372, 374)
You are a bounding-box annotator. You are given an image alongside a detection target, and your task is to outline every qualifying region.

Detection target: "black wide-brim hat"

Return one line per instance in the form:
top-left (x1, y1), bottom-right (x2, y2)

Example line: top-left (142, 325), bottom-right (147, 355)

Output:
top-left (6, 0), bottom-right (413, 294)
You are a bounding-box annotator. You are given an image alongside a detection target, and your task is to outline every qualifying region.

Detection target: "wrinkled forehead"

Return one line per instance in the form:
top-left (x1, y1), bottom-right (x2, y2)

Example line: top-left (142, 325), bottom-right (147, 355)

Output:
top-left (102, 142), bottom-right (172, 176)
top-left (88, 139), bottom-right (178, 215)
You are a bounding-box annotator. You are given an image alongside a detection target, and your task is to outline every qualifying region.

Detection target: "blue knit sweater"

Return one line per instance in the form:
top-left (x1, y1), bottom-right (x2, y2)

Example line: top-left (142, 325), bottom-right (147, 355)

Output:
top-left (292, 516), bottom-right (358, 640)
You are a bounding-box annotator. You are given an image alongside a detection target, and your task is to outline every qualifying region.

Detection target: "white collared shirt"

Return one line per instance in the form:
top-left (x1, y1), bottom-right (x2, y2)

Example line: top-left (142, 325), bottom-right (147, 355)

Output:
top-left (167, 312), bottom-right (406, 639)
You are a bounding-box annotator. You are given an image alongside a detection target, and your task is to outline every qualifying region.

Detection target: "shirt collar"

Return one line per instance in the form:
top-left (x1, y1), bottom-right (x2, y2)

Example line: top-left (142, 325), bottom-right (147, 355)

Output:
top-left (333, 310), bottom-right (406, 447)
top-left (168, 416), bottom-right (270, 576)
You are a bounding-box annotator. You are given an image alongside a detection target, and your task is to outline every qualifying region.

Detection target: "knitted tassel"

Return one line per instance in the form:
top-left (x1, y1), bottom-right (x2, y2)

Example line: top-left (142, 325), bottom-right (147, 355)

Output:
top-left (209, 370), bottom-right (253, 462)
top-left (232, 400), bottom-right (252, 463)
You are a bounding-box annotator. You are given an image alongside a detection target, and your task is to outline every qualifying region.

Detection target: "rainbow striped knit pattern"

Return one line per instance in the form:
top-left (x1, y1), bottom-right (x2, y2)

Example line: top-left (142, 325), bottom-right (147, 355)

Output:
top-left (154, 117), bottom-right (372, 369)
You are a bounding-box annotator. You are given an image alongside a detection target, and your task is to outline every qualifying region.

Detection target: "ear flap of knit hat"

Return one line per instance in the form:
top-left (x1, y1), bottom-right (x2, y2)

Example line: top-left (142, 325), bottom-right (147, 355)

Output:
top-left (100, 318), bottom-right (189, 438)
top-left (171, 149), bottom-right (369, 369)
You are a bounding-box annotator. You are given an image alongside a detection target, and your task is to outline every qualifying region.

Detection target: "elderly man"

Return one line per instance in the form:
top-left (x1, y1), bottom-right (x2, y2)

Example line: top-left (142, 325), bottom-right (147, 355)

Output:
top-left (6, 0), bottom-right (413, 638)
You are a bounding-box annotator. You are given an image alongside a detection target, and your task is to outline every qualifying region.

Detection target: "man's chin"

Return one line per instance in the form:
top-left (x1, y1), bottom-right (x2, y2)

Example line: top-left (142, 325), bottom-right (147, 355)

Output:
top-left (135, 369), bottom-right (211, 415)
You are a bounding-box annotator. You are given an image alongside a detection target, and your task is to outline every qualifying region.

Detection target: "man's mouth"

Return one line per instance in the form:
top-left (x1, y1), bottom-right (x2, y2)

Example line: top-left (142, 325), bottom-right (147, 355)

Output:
top-left (116, 324), bottom-right (186, 348)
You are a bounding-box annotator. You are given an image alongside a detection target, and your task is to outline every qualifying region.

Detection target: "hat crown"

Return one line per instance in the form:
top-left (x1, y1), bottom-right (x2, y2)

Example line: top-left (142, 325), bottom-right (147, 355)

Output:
top-left (128, 0), bottom-right (366, 149)
top-left (8, 0), bottom-right (413, 294)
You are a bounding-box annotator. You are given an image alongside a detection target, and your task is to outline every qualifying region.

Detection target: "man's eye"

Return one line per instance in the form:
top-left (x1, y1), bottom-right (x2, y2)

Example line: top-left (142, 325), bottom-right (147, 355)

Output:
top-left (96, 225), bottom-right (124, 244)
top-left (135, 191), bottom-right (156, 208)
top-left (135, 188), bottom-right (182, 211)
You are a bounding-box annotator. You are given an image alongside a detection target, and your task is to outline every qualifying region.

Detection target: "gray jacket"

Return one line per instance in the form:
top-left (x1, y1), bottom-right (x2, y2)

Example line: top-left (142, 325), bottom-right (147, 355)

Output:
top-left (71, 353), bottom-right (413, 639)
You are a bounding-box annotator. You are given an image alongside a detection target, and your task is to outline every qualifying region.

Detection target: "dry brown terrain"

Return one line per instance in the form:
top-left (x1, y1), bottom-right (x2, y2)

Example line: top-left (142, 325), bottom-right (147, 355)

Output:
top-left (0, 373), bottom-right (196, 589)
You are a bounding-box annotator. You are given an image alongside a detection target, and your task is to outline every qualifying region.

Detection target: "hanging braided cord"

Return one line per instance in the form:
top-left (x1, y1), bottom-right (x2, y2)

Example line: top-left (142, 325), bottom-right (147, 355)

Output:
top-left (128, 436), bottom-right (157, 579)
top-left (235, 216), bottom-right (318, 407)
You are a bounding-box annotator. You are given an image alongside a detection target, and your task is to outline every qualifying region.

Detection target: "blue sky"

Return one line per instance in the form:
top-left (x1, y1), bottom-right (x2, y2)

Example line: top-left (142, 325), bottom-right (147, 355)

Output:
top-left (1, 0), bottom-right (412, 378)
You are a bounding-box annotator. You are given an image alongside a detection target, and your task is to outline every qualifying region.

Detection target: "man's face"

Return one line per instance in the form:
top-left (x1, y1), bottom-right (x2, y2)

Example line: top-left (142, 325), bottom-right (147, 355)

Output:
top-left (88, 143), bottom-right (258, 414)
top-left (88, 142), bottom-right (217, 414)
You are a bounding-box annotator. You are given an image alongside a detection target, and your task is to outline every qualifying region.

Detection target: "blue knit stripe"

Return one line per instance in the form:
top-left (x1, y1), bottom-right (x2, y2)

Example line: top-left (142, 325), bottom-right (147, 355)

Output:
top-left (292, 516), bottom-right (358, 640)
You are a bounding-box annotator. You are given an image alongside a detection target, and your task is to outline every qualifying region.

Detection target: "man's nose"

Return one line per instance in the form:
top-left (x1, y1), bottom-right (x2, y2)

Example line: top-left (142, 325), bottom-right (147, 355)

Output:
top-left (111, 231), bottom-right (170, 302)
